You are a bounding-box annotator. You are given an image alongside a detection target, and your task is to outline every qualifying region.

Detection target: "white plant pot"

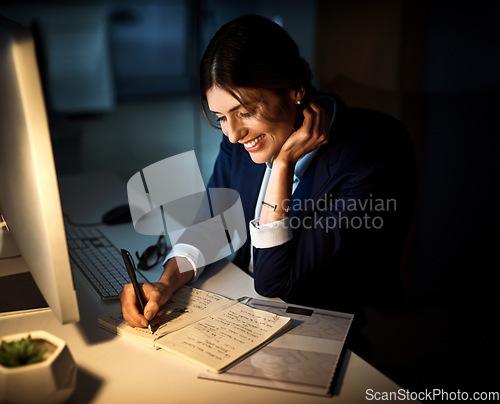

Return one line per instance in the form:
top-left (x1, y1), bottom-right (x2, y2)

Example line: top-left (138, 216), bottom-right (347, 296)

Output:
top-left (0, 330), bottom-right (77, 404)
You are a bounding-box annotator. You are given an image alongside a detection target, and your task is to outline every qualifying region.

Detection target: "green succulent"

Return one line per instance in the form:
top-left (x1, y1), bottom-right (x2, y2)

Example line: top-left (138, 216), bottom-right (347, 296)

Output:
top-left (0, 335), bottom-right (47, 368)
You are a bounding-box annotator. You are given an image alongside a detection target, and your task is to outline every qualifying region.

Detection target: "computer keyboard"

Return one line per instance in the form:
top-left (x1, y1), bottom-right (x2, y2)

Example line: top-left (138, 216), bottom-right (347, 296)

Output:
top-left (65, 222), bottom-right (150, 300)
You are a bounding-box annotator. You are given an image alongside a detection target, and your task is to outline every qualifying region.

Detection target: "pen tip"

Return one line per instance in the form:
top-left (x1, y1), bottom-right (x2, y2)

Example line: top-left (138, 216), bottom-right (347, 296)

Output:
top-left (148, 323), bottom-right (153, 335)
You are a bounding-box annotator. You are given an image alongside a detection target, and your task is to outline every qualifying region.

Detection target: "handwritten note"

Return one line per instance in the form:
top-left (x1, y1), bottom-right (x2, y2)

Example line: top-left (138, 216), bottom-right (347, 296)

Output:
top-left (153, 286), bottom-right (233, 339)
top-left (98, 286), bottom-right (291, 373)
top-left (155, 303), bottom-right (291, 373)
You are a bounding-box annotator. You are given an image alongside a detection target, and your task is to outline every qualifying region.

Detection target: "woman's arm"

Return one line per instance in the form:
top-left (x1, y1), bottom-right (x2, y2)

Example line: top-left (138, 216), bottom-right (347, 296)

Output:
top-left (120, 135), bottom-right (235, 328)
top-left (259, 101), bottom-right (329, 225)
top-left (253, 170), bottom-right (382, 298)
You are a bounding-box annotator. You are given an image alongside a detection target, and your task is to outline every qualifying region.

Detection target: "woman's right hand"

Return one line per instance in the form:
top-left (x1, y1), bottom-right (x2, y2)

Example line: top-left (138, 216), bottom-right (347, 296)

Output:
top-left (119, 257), bottom-right (194, 328)
top-left (119, 281), bottom-right (172, 328)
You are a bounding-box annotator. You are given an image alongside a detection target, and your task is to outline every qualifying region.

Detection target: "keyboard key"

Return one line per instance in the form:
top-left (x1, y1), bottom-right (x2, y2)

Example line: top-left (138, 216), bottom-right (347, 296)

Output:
top-left (65, 222), bottom-right (150, 300)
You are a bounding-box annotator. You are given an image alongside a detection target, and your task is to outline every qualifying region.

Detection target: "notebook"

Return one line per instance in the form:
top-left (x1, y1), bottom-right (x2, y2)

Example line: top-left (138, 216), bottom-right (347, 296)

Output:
top-left (98, 286), bottom-right (291, 373)
top-left (198, 298), bottom-right (353, 396)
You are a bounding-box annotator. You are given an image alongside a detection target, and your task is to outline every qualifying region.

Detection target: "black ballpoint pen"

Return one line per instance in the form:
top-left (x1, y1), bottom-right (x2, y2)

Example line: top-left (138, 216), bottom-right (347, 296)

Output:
top-left (121, 249), bottom-right (153, 334)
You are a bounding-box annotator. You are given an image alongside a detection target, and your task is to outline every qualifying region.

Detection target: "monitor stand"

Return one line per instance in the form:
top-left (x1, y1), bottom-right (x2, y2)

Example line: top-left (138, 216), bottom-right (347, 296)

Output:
top-left (0, 270), bottom-right (49, 317)
top-left (0, 224), bottom-right (49, 316)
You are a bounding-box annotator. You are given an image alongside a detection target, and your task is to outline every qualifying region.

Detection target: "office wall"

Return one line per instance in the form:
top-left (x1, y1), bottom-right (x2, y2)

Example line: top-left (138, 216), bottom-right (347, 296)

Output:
top-left (316, 0), bottom-right (499, 295)
top-left (414, 1), bottom-right (499, 292)
top-left (315, 0), bottom-right (427, 293)
top-left (0, 0), bottom-right (319, 182)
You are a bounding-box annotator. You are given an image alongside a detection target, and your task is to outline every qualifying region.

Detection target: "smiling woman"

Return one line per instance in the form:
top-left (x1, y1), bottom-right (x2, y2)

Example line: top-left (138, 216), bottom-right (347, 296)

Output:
top-left (119, 15), bottom-right (416, 350)
top-left (200, 15), bottom-right (314, 166)
top-left (204, 85), bottom-right (305, 164)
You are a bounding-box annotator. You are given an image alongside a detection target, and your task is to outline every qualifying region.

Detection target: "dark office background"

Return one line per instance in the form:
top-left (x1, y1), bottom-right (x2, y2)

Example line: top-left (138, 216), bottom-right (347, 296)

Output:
top-left (1, 0), bottom-right (499, 395)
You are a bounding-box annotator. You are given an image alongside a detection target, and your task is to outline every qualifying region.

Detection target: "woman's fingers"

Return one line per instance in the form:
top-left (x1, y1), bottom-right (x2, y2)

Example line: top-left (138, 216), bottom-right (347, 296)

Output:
top-left (276, 100), bottom-right (330, 165)
top-left (143, 283), bottom-right (167, 321)
top-left (308, 102), bottom-right (329, 144)
top-left (119, 282), bottom-right (168, 328)
top-left (119, 283), bottom-right (145, 327)
top-left (296, 102), bottom-right (329, 150)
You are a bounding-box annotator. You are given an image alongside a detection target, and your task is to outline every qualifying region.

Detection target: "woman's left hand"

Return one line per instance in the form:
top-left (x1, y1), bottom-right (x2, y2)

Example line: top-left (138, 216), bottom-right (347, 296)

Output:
top-left (275, 100), bottom-right (330, 166)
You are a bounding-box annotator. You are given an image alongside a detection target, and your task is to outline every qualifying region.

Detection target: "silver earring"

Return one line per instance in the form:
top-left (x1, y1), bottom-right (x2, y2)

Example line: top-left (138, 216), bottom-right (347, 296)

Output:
top-left (296, 99), bottom-right (302, 105)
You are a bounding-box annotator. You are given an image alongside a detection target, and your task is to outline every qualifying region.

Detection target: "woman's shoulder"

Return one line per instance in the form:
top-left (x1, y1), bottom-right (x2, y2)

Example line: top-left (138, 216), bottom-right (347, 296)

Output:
top-left (310, 94), bottom-right (413, 184)
top-left (321, 93), bottom-right (408, 143)
top-left (318, 93), bottom-right (410, 159)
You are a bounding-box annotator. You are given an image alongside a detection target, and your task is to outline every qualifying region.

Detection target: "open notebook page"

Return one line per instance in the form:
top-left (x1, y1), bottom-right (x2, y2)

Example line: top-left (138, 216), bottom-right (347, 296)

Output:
top-left (155, 302), bottom-right (291, 373)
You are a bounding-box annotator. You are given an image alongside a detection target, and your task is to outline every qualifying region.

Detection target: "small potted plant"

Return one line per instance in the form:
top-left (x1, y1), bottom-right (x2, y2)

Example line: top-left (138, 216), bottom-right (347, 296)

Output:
top-left (0, 330), bottom-right (77, 403)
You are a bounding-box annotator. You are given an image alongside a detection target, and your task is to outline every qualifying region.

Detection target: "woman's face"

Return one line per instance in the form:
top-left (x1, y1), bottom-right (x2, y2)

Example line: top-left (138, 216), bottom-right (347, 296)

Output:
top-left (205, 85), bottom-right (299, 164)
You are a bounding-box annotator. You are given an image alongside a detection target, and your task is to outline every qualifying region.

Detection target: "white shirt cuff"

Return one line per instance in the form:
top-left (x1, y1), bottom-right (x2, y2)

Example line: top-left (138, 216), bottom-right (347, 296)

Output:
top-left (164, 243), bottom-right (205, 282)
top-left (249, 217), bottom-right (293, 249)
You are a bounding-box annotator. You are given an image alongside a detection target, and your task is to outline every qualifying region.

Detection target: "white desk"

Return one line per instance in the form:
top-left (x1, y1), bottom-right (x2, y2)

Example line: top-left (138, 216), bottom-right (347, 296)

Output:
top-left (0, 173), bottom-right (404, 403)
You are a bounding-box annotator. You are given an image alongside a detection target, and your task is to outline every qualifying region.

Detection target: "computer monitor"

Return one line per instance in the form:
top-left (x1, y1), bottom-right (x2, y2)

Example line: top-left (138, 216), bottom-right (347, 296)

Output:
top-left (0, 16), bottom-right (79, 324)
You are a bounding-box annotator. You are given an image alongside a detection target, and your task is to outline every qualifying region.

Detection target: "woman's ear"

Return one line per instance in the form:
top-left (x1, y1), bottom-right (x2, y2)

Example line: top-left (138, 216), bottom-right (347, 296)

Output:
top-left (289, 86), bottom-right (306, 106)
top-left (288, 86), bottom-right (306, 105)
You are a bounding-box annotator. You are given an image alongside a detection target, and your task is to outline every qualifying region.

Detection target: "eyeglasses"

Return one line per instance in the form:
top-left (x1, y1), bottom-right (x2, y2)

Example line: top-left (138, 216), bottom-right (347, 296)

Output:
top-left (135, 235), bottom-right (168, 270)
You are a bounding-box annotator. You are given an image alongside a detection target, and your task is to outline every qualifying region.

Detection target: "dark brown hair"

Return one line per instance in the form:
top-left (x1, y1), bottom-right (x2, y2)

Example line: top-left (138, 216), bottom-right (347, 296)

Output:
top-left (200, 15), bottom-right (313, 126)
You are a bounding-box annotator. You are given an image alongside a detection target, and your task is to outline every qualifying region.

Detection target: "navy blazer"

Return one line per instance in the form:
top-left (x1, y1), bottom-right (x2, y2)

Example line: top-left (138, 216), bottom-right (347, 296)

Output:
top-left (206, 95), bottom-right (415, 314)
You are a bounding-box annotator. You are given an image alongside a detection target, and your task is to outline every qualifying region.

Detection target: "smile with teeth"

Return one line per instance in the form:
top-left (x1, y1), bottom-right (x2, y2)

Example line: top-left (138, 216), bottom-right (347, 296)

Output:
top-left (243, 134), bottom-right (265, 148)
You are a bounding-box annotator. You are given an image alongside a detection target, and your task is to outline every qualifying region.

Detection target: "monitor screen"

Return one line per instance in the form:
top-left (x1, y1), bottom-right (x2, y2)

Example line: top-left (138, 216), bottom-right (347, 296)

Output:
top-left (0, 15), bottom-right (79, 324)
